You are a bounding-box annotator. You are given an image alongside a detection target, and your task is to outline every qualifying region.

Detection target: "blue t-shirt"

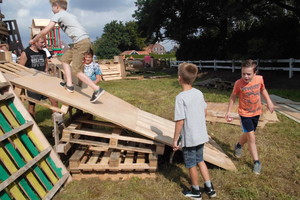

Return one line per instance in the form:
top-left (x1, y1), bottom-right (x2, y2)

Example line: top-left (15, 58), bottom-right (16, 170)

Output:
top-left (84, 62), bottom-right (102, 81)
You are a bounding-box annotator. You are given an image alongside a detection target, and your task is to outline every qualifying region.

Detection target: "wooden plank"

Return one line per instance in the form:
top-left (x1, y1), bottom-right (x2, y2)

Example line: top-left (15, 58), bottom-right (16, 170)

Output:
top-left (109, 151), bottom-right (120, 168)
top-left (75, 119), bottom-right (120, 128)
top-left (0, 121), bottom-right (33, 142)
top-left (69, 138), bottom-right (155, 154)
top-left (0, 151), bottom-right (28, 200)
top-left (69, 148), bottom-right (87, 169)
top-left (1, 103), bottom-right (58, 186)
top-left (7, 101), bottom-right (64, 179)
top-left (67, 128), bottom-right (164, 147)
top-left (0, 129), bottom-right (40, 199)
top-left (19, 94), bottom-right (63, 113)
top-left (0, 147), bottom-right (51, 192)
top-left (42, 173), bottom-right (69, 200)
top-left (0, 107), bottom-right (50, 196)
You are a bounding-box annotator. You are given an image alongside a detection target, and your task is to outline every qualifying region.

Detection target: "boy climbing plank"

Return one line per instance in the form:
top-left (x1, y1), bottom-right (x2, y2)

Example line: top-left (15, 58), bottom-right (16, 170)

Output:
top-left (30, 0), bottom-right (104, 103)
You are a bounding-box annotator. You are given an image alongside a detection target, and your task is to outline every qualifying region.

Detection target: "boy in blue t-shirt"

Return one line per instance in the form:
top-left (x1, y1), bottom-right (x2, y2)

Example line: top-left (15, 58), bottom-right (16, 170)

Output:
top-left (83, 49), bottom-right (103, 84)
top-left (173, 63), bottom-right (216, 199)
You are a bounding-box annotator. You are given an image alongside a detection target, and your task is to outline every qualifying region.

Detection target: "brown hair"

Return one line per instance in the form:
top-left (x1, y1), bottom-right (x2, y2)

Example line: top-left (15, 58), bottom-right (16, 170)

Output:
top-left (241, 59), bottom-right (258, 73)
top-left (178, 63), bottom-right (198, 85)
top-left (50, 0), bottom-right (68, 10)
top-left (84, 49), bottom-right (94, 56)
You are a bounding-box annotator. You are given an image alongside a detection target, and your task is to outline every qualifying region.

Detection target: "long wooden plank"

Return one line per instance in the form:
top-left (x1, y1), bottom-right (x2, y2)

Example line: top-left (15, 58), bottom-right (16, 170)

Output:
top-left (6, 69), bottom-right (237, 170)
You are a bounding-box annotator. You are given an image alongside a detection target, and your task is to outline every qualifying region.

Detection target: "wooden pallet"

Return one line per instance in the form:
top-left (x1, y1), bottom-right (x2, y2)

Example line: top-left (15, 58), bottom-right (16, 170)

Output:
top-left (0, 72), bottom-right (70, 200)
top-left (69, 148), bottom-right (158, 173)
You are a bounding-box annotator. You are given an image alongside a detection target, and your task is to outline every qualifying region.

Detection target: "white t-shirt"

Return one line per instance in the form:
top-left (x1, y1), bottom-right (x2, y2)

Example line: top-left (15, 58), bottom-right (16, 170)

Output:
top-left (174, 88), bottom-right (209, 147)
top-left (51, 10), bottom-right (89, 43)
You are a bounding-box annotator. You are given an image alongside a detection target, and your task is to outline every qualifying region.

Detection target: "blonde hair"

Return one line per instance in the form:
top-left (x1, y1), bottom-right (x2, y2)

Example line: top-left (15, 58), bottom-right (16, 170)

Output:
top-left (178, 63), bottom-right (198, 85)
top-left (50, 0), bottom-right (68, 10)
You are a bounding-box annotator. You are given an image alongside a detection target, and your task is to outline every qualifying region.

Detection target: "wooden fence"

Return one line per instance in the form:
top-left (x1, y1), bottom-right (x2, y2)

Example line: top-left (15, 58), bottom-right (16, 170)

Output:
top-left (170, 58), bottom-right (300, 78)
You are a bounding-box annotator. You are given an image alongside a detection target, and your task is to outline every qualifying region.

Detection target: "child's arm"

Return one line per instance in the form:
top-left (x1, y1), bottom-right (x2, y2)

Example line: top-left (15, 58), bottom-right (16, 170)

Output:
top-left (173, 120), bottom-right (183, 151)
top-left (225, 93), bottom-right (237, 122)
top-left (94, 74), bottom-right (101, 84)
top-left (18, 52), bottom-right (27, 66)
top-left (29, 22), bottom-right (56, 44)
top-left (261, 88), bottom-right (274, 113)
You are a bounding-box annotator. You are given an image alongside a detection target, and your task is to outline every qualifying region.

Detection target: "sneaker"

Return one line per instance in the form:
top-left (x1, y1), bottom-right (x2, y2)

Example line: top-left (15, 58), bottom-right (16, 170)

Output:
top-left (234, 144), bottom-right (242, 158)
top-left (253, 162), bottom-right (261, 175)
top-left (60, 82), bottom-right (74, 93)
top-left (183, 187), bottom-right (202, 200)
top-left (90, 88), bottom-right (105, 103)
top-left (204, 183), bottom-right (217, 198)
top-left (59, 82), bottom-right (66, 88)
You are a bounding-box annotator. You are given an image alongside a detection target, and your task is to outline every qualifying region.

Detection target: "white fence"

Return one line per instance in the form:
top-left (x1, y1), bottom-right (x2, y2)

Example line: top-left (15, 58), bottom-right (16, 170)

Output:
top-left (170, 58), bottom-right (300, 78)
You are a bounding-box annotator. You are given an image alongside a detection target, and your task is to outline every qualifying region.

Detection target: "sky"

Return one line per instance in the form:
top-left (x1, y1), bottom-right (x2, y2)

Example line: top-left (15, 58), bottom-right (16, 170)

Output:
top-left (1, 0), bottom-right (173, 50)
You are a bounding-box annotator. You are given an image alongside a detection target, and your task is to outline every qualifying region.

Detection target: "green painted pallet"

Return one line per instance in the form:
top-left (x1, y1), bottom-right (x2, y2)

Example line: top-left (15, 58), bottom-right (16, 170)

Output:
top-left (0, 72), bottom-right (70, 200)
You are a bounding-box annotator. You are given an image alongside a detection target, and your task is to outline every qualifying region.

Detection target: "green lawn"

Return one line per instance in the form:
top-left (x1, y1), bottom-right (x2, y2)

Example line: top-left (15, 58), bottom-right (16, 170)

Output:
top-left (40, 76), bottom-right (300, 200)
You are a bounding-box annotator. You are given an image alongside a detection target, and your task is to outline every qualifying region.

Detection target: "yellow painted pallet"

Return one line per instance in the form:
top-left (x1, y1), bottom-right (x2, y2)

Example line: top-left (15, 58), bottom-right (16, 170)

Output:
top-left (0, 72), bottom-right (70, 200)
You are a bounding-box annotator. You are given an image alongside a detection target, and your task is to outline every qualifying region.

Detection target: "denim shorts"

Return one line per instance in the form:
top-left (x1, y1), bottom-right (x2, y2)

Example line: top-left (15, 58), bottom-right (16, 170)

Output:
top-left (182, 144), bottom-right (204, 168)
top-left (240, 115), bottom-right (260, 132)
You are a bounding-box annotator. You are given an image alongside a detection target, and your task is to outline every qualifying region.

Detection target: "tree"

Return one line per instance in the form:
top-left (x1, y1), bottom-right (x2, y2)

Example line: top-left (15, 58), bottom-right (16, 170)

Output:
top-left (93, 21), bottom-right (146, 59)
top-left (133, 0), bottom-right (300, 59)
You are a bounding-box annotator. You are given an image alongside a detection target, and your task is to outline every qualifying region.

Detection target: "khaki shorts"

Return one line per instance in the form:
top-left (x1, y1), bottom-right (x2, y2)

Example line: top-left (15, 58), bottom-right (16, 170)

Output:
top-left (60, 38), bottom-right (91, 73)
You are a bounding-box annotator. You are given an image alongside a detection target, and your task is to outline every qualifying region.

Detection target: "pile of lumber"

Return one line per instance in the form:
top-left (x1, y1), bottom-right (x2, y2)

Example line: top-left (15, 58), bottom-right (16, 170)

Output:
top-left (206, 102), bottom-right (279, 128)
top-left (195, 78), bottom-right (233, 90)
top-left (267, 94), bottom-right (300, 123)
top-left (98, 56), bottom-right (126, 81)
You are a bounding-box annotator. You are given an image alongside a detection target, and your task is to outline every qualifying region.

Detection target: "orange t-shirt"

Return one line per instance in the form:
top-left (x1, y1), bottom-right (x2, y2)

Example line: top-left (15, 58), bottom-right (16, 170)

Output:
top-left (233, 75), bottom-right (265, 117)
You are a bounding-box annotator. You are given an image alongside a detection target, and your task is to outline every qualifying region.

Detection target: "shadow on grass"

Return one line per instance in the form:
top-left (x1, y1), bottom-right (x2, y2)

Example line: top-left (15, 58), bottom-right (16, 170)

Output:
top-left (211, 136), bottom-right (235, 160)
top-left (158, 146), bottom-right (190, 191)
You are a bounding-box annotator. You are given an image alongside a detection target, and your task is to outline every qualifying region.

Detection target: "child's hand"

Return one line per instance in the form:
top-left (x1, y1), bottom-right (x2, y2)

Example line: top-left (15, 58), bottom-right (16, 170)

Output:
top-left (29, 40), bottom-right (34, 45)
top-left (267, 101), bottom-right (274, 113)
top-left (173, 140), bottom-right (179, 151)
top-left (225, 112), bottom-right (233, 122)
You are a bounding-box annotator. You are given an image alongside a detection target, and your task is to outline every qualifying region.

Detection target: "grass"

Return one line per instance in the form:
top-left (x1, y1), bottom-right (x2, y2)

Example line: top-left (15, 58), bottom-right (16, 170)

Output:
top-left (32, 75), bottom-right (300, 200)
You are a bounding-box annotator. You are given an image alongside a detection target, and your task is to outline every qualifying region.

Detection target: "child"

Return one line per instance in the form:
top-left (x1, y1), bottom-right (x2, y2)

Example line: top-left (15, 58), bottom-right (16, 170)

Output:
top-left (225, 59), bottom-right (274, 175)
top-left (83, 49), bottom-right (103, 84)
top-left (30, 0), bottom-right (104, 103)
top-left (19, 35), bottom-right (58, 118)
top-left (173, 63), bottom-right (216, 199)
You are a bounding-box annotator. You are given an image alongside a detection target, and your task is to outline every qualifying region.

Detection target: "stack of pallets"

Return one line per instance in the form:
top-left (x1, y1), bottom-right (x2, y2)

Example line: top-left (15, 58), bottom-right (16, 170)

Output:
top-left (60, 115), bottom-right (165, 180)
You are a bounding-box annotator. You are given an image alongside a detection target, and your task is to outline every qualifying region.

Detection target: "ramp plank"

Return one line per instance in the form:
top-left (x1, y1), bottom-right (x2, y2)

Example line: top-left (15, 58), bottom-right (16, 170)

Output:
top-left (7, 70), bottom-right (236, 170)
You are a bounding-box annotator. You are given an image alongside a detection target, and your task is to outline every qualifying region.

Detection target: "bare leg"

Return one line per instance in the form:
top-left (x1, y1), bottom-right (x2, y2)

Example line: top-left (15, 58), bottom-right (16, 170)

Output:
top-left (62, 62), bottom-right (73, 86)
top-left (198, 161), bottom-right (210, 182)
top-left (48, 98), bottom-right (58, 113)
top-left (28, 104), bottom-right (35, 118)
top-left (76, 72), bottom-right (99, 91)
top-left (246, 131), bottom-right (259, 160)
top-left (189, 166), bottom-right (199, 186)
